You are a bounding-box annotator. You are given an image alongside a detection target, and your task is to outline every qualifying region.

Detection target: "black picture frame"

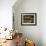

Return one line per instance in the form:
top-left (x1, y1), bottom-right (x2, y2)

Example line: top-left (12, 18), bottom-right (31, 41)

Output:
top-left (21, 13), bottom-right (37, 26)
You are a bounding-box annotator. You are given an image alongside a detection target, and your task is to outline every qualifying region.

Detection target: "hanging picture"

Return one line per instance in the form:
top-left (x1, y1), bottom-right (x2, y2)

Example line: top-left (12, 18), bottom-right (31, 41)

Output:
top-left (21, 13), bottom-right (37, 26)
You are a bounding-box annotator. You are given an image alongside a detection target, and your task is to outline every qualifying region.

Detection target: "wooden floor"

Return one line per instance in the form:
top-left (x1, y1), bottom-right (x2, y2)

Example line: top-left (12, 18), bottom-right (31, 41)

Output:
top-left (0, 39), bottom-right (16, 46)
top-left (0, 33), bottom-right (23, 46)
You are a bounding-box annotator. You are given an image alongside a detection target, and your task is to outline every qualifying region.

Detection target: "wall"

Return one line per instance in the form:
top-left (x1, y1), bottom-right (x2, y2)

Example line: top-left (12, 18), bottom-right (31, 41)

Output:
top-left (0, 0), bottom-right (16, 30)
top-left (0, 0), bottom-right (17, 38)
top-left (13, 0), bottom-right (41, 46)
top-left (40, 0), bottom-right (46, 46)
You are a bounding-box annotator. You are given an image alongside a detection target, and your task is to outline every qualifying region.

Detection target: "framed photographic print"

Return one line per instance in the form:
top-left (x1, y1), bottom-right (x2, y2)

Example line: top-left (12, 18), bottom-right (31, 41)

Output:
top-left (21, 13), bottom-right (37, 26)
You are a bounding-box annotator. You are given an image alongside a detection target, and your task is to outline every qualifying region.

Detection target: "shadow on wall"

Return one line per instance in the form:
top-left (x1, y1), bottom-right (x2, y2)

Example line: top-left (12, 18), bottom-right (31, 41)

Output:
top-left (12, 0), bottom-right (23, 11)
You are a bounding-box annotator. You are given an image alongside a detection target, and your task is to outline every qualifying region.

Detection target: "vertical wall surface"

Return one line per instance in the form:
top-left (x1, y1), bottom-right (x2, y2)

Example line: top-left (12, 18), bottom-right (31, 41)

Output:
top-left (40, 0), bottom-right (46, 46)
top-left (13, 0), bottom-right (41, 46)
top-left (0, 0), bottom-right (16, 29)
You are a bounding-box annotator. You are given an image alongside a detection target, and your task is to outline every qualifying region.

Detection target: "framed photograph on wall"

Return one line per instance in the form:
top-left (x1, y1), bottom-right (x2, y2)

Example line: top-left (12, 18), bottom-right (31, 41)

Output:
top-left (21, 13), bottom-right (37, 26)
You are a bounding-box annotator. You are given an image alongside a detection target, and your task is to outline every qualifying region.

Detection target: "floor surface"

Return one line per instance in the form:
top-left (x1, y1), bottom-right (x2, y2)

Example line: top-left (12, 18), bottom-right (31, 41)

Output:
top-left (0, 39), bottom-right (16, 46)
